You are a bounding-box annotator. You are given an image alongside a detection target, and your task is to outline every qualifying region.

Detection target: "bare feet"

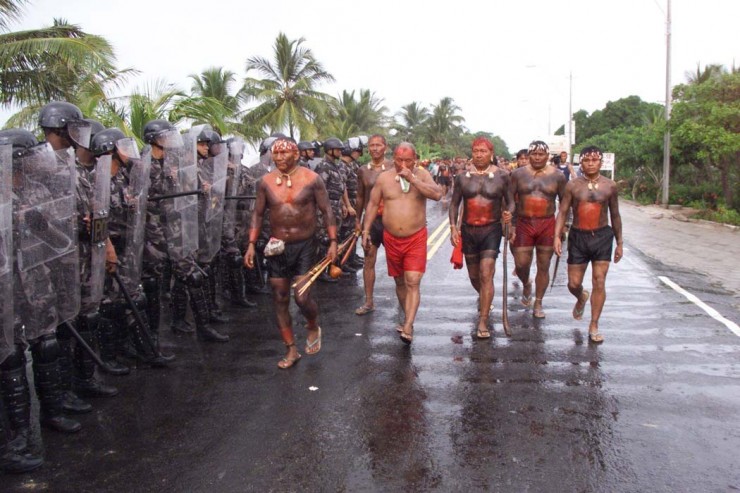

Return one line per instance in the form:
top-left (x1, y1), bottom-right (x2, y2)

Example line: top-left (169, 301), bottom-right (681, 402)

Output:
top-left (533, 298), bottom-right (545, 318)
top-left (399, 325), bottom-right (414, 345)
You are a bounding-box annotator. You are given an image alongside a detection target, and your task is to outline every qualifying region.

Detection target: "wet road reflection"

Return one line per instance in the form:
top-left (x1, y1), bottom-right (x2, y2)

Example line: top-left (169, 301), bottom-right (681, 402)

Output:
top-left (5, 202), bottom-right (740, 492)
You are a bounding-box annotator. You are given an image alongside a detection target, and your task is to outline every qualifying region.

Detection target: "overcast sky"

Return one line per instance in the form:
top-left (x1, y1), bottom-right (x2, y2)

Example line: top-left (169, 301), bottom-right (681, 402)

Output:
top-left (3, 0), bottom-right (738, 152)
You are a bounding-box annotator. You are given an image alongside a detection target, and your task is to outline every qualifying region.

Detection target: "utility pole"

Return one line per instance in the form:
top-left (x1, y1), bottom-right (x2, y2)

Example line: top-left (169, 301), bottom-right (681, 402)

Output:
top-left (662, 0), bottom-right (672, 207)
top-left (568, 71), bottom-right (573, 161)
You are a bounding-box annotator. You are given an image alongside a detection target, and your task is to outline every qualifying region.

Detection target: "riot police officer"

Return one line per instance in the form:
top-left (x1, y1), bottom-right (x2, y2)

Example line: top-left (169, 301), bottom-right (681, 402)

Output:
top-left (315, 137), bottom-right (347, 282)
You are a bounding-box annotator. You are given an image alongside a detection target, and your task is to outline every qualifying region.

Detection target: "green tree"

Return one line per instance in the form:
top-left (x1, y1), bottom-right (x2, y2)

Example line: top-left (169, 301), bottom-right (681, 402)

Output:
top-left (189, 67), bottom-right (241, 114)
top-left (394, 101), bottom-right (430, 142)
top-left (241, 32), bottom-right (334, 139)
top-left (575, 96), bottom-right (663, 144)
top-left (320, 89), bottom-right (389, 139)
top-left (424, 97), bottom-right (466, 154)
top-left (1, 13), bottom-right (119, 108)
top-left (671, 71), bottom-right (740, 208)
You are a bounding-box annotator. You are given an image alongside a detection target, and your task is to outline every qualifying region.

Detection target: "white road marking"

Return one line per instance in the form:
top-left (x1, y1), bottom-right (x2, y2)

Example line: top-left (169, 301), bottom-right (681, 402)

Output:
top-left (659, 276), bottom-right (740, 337)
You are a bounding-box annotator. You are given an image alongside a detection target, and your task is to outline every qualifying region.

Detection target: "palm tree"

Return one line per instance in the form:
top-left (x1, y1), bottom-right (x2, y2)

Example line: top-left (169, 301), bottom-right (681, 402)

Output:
top-left (241, 32), bottom-right (335, 139)
top-left (685, 63), bottom-right (725, 85)
top-left (189, 67), bottom-right (241, 114)
top-left (320, 89), bottom-right (389, 139)
top-left (425, 97), bottom-right (466, 148)
top-left (395, 101), bottom-right (430, 142)
top-left (1, 13), bottom-right (119, 107)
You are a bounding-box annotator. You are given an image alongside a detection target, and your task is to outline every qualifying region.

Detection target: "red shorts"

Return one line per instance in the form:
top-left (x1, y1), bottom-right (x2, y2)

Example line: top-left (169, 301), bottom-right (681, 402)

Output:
top-left (514, 216), bottom-right (555, 248)
top-left (383, 227), bottom-right (427, 277)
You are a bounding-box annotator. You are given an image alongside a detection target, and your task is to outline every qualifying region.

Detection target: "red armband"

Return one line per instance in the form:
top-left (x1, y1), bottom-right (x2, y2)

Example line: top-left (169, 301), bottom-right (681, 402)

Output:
top-left (248, 228), bottom-right (260, 244)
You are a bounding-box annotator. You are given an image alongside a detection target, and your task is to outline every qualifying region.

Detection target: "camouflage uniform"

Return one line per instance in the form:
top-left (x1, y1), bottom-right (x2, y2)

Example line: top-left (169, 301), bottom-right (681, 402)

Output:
top-left (237, 161), bottom-right (271, 294)
top-left (341, 159), bottom-right (360, 242)
top-left (315, 157), bottom-right (345, 244)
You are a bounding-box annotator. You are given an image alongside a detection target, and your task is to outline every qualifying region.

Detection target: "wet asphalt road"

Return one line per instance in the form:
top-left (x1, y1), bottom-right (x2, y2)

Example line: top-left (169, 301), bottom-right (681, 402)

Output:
top-left (5, 201), bottom-right (740, 492)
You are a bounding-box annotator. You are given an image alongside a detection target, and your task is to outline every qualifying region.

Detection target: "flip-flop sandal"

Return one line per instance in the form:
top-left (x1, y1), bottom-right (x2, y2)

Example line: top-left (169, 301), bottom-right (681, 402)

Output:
top-left (476, 328), bottom-right (491, 339)
top-left (395, 325), bottom-right (404, 333)
top-left (521, 281), bottom-right (533, 307)
top-left (305, 327), bottom-right (322, 355)
top-left (277, 353), bottom-right (301, 369)
top-left (588, 331), bottom-right (604, 344)
top-left (355, 305), bottom-right (375, 316)
top-left (399, 332), bottom-right (413, 345)
top-left (532, 298), bottom-right (545, 318)
top-left (573, 290), bottom-right (590, 320)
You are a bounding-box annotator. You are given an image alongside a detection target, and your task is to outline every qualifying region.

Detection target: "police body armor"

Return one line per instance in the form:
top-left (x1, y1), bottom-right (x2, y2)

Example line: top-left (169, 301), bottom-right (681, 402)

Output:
top-left (15, 144), bottom-right (79, 338)
top-left (0, 144), bottom-right (13, 363)
top-left (197, 146), bottom-right (227, 264)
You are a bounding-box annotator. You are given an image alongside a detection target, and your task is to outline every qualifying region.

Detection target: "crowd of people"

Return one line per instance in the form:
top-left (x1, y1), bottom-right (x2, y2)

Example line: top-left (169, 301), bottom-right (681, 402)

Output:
top-left (0, 100), bottom-right (622, 474)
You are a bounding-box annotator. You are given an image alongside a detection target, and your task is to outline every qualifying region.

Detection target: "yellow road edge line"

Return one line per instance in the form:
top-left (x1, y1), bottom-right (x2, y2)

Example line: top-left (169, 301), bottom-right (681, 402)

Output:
top-left (427, 217), bottom-right (450, 245)
top-left (427, 228), bottom-right (451, 260)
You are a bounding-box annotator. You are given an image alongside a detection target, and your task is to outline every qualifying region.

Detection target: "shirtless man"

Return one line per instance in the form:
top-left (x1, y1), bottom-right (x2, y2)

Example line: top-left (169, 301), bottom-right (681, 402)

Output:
top-left (244, 138), bottom-right (337, 369)
top-left (354, 135), bottom-right (392, 316)
top-left (510, 140), bottom-right (567, 318)
top-left (450, 137), bottom-right (514, 338)
top-left (362, 142), bottom-right (443, 344)
top-left (554, 146), bottom-right (623, 344)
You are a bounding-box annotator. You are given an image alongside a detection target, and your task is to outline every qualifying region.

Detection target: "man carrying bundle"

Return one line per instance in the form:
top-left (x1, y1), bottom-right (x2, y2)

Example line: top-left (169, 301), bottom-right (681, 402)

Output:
top-left (244, 138), bottom-right (337, 369)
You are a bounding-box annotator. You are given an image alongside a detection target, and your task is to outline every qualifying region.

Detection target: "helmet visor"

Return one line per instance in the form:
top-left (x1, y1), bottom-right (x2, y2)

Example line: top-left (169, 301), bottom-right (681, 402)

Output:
top-left (116, 137), bottom-right (140, 161)
top-left (67, 120), bottom-right (92, 149)
top-left (155, 129), bottom-right (183, 149)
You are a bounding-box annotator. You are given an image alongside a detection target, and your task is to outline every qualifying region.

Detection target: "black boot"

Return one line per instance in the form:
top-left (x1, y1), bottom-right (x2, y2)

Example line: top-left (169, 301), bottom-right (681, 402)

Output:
top-left (72, 313), bottom-right (119, 398)
top-left (96, 313), bottom-right (130, 376)
top-left (0, 392), bottom-right (43, 474)
top-left (123, 307), bottom-right (175, 367)
top-left (55, 325), bottom-right (92, 414)
top-left (0, 345), bottom-right (32, 452)
top-left (30, 336), bottom-right (81, 434)
top-left (229, 264), bottom-right (256, 307)
top-left (189, 284), bottom-right (229, 343)
top-left (170, 279), bottom-right (194, 334)
top-left (142, 276), bottom-right (163, 341)
top-left (205, 264), bottom-right (230, 324)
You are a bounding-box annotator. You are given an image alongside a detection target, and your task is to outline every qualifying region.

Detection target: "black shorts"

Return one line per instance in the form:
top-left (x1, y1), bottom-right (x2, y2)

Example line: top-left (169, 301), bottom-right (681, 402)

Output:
top-left (567, 226), bottom-right (614, 264)
top-left (370, 216), bottom-right (384, 248)
top-left (439, 176), bottom-right (451, 187)
top-left (461, 222), bottom-right (502, 260)
top-left (267, 237), bottom-right (317, 279)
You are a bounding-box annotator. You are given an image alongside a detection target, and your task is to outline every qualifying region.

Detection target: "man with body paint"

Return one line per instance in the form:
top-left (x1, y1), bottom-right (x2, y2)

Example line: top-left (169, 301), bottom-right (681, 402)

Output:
top-left (509, 140), bottom-right (567, 319)
top-left (554, 146), bottom-right (623, 344)
top-left (244, 138), bottom-right (337, 369)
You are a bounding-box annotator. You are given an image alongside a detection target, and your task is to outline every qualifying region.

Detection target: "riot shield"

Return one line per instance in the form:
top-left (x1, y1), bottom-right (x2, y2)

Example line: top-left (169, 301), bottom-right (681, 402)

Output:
top-left (163, 131), bottom-right (198, 264)
top-left (15, 144), bottom-right (78, 338)
top-left (88, 154), bottom-right (112, 306)
top-left (197, 147), bottom-right (227, 263)
top-left (117, 151), bottom-right (152, 294)
top-left (222, 138), bottom-right (244, 248)
top-left (0, 144), bottom-right (13, 362)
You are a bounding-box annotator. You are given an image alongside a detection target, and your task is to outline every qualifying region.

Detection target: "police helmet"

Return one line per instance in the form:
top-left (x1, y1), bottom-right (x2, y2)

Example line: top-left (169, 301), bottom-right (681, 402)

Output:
top-left (84, 119), bottom-right (105, 139)
top-left (312, 140), bottom-right (322, 156)
top-left (0, 128), bottom-right (39, 159)
top-left (91, 128), bottom-right (126, 156)
top-left (143, 119), bottom-right (176, 145)
top-left (259, 136), bottom-right (278, 155)
top-left (341, 141), bottom-right (353, 156)
top-left (38, 101), bottom-right (84, 129)
top-left (323, 137), bottom-right (343, 152)
top-left (270, 132), bottom-right (287, 139)
top-left (297, 141), bottom-right (314, 152)
top-left (347, 137), bottom-right (363, 153)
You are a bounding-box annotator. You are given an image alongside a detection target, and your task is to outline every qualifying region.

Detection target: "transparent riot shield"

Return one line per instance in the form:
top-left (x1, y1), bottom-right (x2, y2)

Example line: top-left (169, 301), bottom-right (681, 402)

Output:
top-left (222, 138), bottom-right (244, 247)
top-left (117, 151), bottom-right (151, 294)
top-left (197, 148), bottom-right (227, 263)
top-left (88, 154), bottom-right (112, 306)
top-left (15, 144), bottom-right (78, 338)
top-left (0, 144), bottom-right (13, 362)
top-left (163, 132), bottom-right (199, 264)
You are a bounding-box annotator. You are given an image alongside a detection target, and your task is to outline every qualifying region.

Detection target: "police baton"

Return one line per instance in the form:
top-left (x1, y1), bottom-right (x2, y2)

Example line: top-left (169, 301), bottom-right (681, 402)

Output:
top-left (62, 321), bottom-right (116, 374)
top-left (111, 272), bottom-right (175, 363)
top-left (148, 190), bottom-right (203, 201)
